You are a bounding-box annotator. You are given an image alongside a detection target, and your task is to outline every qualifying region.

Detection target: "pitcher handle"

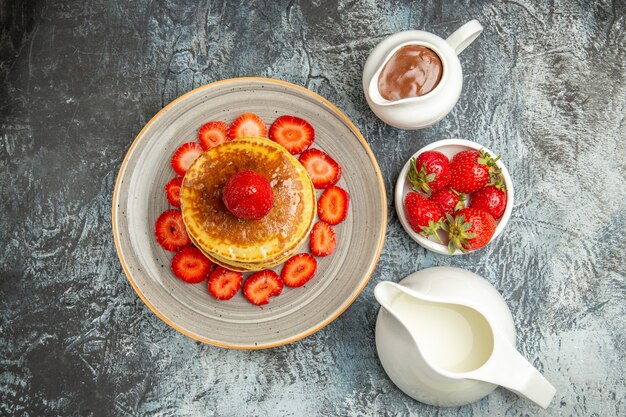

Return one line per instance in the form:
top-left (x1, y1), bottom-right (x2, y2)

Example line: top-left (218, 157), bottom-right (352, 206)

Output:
top-left (446, 20), bottom-right (483, 55)
top-left (466, 327), bottom-right (556, 408)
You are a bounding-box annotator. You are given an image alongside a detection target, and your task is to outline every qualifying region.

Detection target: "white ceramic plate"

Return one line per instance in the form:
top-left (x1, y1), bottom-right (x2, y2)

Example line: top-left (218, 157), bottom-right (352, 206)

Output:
top-left (395, 139), bottom-right (513, 255)
top-left (113, 78), bottom-right (387, 349)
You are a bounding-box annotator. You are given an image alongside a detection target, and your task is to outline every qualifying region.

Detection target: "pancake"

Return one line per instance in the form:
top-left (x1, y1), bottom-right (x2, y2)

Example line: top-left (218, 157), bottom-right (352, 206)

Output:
top-left (189, 233), bottom-right (303, 273)
top-left (181, 136), bottom-right (316, 271)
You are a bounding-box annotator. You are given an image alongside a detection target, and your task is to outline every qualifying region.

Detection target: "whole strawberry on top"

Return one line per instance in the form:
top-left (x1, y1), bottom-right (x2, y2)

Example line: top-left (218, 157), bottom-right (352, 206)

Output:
top-left (448, 149), bottom-right (501, 194)
top-left (404, 192), bottom-right (443, 242)
top-left (407, 151), bottom-right (450, 195)
top-left (470, 184), bottom-right (507, 220)
top-left (222, 170), bottom-right (274, 220)
top-left (442, 207), bottom-right (496, 254)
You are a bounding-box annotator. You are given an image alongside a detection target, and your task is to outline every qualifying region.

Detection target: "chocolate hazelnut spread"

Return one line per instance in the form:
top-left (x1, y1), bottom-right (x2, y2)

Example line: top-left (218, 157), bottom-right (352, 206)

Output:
top-left (377, 45), bottom-right (443, 100)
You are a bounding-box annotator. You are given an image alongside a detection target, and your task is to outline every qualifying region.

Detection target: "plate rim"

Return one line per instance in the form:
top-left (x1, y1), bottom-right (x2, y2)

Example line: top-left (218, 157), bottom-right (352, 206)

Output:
top-left (111, 77), bottom-right (387, 349)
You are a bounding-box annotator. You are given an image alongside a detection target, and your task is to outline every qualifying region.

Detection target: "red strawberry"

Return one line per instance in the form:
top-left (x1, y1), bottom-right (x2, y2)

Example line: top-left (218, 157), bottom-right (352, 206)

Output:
top-left (309, 221), bottom-right (336, 256)
top-left (299, 148), bottom-right (342, 189)
top-left (208, 266), bottom-right (244, 300)
top-left (448, 149), bottom-right (501, 194)
top-left (171, 247), bottom-right (213, 283)
top-left (165, 177), bottom-right (183, 207)
top-left (198, 121), bottom-right (229, 150)
top-left (222, 170), bottom-right (274, 220)
top-left (470, 185), bottom-right (507, 220)
top-left (430, 188), bottom-right (464, 215)
top-left (171, 142), bottom-right (203, 176)
top-left (407, 151), bottom-right (450, 195)
top-left (243, 270), bottom-right (284, 305)
top-left (442, 208), bottom-right (496, 254)
top-left (404, 192), bottom-right (443, 241)
top-left (281, 253), bottom-right (317, 287)
top-left (317, 186), bottom-right (349, 225)
top-left (154, 209), bottom-right (191, 251)
top-left (269, 115), bottom-right (315, 155)
top-left (228, 113), bottom-right (268, 139)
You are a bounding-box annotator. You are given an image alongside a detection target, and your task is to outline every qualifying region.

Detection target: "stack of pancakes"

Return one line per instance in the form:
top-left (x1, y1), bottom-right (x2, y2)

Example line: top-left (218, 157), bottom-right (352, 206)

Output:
top-left (181, 136), bottom-right (316, 272)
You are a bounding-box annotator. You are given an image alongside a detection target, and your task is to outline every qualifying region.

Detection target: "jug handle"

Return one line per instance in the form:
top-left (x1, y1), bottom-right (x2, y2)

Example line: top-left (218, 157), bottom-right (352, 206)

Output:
top-left (466, 327), bottom-right (556, 409)
top-left (446, 20), bottom-right (483, 55)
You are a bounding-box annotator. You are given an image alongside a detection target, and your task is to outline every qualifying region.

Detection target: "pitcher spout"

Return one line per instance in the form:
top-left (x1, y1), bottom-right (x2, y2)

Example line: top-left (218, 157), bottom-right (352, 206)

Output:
top-left (374, 281), bottom-right (430, 314)
top-left (462, 326), bottom-right (556, 409)
top-left (374, 281), bottom-right (403, 309)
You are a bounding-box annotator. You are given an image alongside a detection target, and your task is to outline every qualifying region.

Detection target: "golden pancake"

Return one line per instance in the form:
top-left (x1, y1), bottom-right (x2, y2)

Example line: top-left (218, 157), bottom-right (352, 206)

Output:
top-left (181, 136), bottom-right (316, 271)
top-left (189, 233), bottom-right (303, 272)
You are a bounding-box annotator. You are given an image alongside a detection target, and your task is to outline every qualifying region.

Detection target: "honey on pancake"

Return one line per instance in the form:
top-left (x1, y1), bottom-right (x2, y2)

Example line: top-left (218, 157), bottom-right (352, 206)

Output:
top-left (181, 137), bottom-right (316, 271)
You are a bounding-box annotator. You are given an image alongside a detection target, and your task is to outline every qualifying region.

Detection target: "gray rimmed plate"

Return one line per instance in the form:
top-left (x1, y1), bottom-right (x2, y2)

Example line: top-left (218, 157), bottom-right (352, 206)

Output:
top-left (112, 78), bottom-right (387, 349)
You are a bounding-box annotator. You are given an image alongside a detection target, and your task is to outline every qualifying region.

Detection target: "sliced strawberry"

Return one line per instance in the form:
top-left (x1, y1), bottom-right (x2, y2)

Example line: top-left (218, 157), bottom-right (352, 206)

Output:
top-left (299, 148), bottom-right (342, 189)
top-left (228, 113), bottom-right (268, 140)
top-left (309, 221), bottom-right (336, 257)
top-left (243, 270), bottom-right (283, 306)
top-left (165, 177), bottom-right (183, 207)
top-left (281, 253), bottom-right (317, 287)
top-left (171, 247), bottom-right (213, 283)
top-left (198, 121), bottom-right (229, 150)
top-left (155, 209), bottom-right (191, 251)
top-left (317, 185), bottom-right (349, 225)
top-left (171, 142), bottom-right (203, 176)
top-left (208, 266), bottom-right (244, 300)
top-left (269, 115), bottom-right (315, 155)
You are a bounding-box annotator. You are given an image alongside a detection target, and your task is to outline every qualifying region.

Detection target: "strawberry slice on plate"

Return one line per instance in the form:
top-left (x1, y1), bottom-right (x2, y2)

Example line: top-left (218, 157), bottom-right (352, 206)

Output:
top-left (171, 247), bottom-right (213, 283)
top-left (309, 221), bottom-right (336, 257)
top-left (165, 177), bottom-right (183, 207)
top-left (281, 253), bottom-right (317, 287)
top-left (228, 113), bottom-right (268, 140)
top-left (269, 115), bottom-right (315, 155)
top-left (171, 142), bottom-right (203, 176)
top-left (317, 185), bottom-right (349, 225)
top-left (154, 209), bottom-right (191, 251)
top-left (208, 266), bottom-right (244, 300)
top-left (243, 270), bottom-right (283, 306)
top-left (299, 148), bottom-right (342, 189)
top-left (198, 121), bottom-right (229, 150)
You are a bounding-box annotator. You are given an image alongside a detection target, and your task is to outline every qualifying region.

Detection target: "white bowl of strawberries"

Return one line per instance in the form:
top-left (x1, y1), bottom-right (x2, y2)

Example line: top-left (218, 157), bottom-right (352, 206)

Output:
top-left (395, 138), bottom-right (513, 255)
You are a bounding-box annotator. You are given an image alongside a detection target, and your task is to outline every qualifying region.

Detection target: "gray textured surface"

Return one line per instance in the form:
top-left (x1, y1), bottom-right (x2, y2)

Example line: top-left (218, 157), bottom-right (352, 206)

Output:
top-left (1, 0), bottom-right (624, 415)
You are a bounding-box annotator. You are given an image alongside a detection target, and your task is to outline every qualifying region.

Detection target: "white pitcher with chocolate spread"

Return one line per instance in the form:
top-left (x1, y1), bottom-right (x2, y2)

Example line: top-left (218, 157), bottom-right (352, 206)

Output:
top-left (363, 20), bottom-right (483, 130)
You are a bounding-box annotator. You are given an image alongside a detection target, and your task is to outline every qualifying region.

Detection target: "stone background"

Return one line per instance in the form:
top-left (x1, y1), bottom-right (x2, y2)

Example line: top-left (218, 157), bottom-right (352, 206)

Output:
top-left (1, 0), bottom-right (625, 415)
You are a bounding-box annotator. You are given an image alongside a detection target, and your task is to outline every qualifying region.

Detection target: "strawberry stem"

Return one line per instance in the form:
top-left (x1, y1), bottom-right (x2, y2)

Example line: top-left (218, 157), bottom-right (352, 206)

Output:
top-left (478, 149), bottom-right (506, 191)
top-left (443, 213), bottom-right (475, 255)
top-left (419, 219), bottom-right (443, 243)
top-left (407, 158), bottom-right (435, 196)
top-left (455, 192), bottom-right (467, 212)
